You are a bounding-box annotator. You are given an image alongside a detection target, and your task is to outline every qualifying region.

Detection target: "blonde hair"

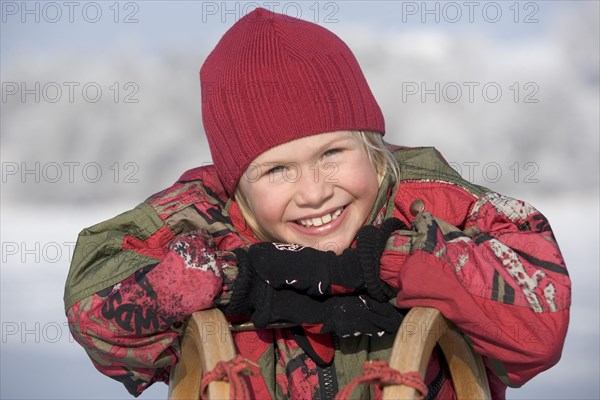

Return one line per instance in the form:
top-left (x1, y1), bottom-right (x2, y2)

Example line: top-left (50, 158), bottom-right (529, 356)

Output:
top-left (234, 131), bottom-right (399, 241)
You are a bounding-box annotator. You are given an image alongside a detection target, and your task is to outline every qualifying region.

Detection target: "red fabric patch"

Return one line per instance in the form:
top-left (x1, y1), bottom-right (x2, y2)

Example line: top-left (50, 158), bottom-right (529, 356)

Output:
top-left (121, 225), bottom-right (174, 259)
top-left (394, 181), bottom-right (475, 228)
top-left (304, 330), bottom-right (334, 365)
top-left (330, 284), bottom-right (355, 295)
top-left (396, 250), bottom-right (568, 387)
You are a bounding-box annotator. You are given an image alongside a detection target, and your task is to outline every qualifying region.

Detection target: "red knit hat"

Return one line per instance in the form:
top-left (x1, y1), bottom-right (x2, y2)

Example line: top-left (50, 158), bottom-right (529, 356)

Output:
top-left (201, 7), bottom-right (385, 195)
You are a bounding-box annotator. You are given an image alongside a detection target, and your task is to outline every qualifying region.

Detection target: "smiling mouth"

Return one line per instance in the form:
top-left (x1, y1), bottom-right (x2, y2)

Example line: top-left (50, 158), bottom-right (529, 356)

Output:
top-left (296, 206), bottom-right (345, 227)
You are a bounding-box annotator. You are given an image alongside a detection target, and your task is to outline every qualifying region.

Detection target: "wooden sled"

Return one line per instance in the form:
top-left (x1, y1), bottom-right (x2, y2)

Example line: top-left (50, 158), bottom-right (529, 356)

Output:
top-left (383, 307), bottom-right (491, 399)
top-left (168, 309), bottom-right (236, 400)
top-left (168, 307), bottom-right (491, 400)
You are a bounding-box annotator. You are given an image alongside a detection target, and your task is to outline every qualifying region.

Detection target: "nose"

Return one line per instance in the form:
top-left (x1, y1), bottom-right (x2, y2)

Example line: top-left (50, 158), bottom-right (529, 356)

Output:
top-left (293, 164), bottom-right (334, 208)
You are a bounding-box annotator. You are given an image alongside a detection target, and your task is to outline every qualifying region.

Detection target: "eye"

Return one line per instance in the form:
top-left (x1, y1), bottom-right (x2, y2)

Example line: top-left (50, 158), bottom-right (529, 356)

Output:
top-left (323, 148), bottom-right (341, 158)
top-left (266, 164), bottom-right (286, 175)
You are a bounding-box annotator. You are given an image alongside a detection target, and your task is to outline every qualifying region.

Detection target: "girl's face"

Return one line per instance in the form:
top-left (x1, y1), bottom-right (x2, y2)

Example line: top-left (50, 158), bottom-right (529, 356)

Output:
top-left (238, 131), bottom-right (380, 253)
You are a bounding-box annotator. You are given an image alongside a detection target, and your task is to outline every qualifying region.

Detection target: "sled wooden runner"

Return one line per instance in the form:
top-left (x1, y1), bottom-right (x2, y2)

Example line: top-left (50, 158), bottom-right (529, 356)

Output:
top-left (383, 307), bottom-right (491, 399)
top-left (168, 307), bottom-right (491, 400)
top-left (168, 308), bottom-right (236, 400)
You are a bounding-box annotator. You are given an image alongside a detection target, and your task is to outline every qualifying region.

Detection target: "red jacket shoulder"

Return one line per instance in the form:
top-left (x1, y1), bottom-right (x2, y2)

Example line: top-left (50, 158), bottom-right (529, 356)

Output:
top-left (145, 164), bottom-right (229, 221)
top-left (390, 146), bottom-right (484, 228)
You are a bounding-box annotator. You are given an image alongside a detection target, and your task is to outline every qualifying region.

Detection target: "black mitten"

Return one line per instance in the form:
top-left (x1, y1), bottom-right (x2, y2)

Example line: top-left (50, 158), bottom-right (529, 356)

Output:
top-left (251, 290), bottom-right (404, 337)
top-left (355, 217), bottom-right (407, 301)
top-left (247, 243), bottom-right (362, 296)
top-left (321, 294), bottom-right (404, 337)
top-left (226, 247), bottom-right (273, 317)
top-left (248, 218), bottom-right (407, 302)
top-left (227, 248), bottom-right (404, 336)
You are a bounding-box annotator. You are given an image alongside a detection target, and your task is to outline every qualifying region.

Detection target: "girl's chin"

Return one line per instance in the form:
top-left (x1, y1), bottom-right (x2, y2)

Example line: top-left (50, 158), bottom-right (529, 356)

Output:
top-left (294, 234), bottom-right (351, 253)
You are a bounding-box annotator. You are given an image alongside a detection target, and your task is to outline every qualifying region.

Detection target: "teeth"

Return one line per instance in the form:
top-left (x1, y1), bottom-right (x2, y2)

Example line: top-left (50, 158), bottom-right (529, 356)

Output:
top-left (298, 207), bottom-right (343, 227)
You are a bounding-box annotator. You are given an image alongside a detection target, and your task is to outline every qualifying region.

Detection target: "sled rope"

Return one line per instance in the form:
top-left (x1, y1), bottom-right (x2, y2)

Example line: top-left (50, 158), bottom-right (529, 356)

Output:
top-left (200, 355), bottom-right (259, 400)
top-left (335, 360), bottom-right (428, 400)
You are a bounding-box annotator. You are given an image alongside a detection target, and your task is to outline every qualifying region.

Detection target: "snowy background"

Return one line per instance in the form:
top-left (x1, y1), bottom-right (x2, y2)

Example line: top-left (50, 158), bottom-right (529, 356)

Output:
top-left (1, 1), bottom-right (598, 399)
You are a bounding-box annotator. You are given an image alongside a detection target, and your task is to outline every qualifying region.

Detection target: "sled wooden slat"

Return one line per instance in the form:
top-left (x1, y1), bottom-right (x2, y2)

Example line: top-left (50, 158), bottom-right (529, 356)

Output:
top-left (169, 307), bottom-right (491, 400)
top-left (168, 308), bottom-right (236, 400)
top-left (383, 307), bottom-right (491, 400)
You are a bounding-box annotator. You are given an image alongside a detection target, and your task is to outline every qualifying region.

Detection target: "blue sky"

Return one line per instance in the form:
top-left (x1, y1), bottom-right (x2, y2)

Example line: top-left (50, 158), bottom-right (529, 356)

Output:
top-left (1, 1), bottom-right (561, 56)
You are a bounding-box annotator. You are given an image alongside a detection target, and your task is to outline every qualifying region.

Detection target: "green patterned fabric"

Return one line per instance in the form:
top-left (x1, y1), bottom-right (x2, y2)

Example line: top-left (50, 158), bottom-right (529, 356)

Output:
top-left (64, 203), bottom-right (164, 309)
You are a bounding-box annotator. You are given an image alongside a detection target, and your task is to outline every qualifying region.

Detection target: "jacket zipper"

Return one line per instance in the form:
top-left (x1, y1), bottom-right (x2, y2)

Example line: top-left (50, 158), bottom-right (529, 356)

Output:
top-left (320, 365), bottom-right (337, 400)
top-left (318, 334), bottom-right (340, 400)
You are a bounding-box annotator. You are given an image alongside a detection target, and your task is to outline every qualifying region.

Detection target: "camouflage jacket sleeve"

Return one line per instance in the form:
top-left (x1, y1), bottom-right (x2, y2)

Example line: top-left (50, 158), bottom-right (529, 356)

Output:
top-left (381, 183), bottom-right (570, 390)
top-left (64, 167), bottom-right (243, 396)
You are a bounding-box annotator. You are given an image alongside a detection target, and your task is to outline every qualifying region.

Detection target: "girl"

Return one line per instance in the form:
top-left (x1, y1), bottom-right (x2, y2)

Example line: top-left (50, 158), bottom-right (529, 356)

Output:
top-left (64, 8), bottom-right (570, 399)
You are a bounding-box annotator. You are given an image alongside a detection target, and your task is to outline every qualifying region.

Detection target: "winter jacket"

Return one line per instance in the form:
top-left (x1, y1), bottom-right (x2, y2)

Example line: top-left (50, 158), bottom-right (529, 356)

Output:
top-left (64, 146), bottom-right (571, 399)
